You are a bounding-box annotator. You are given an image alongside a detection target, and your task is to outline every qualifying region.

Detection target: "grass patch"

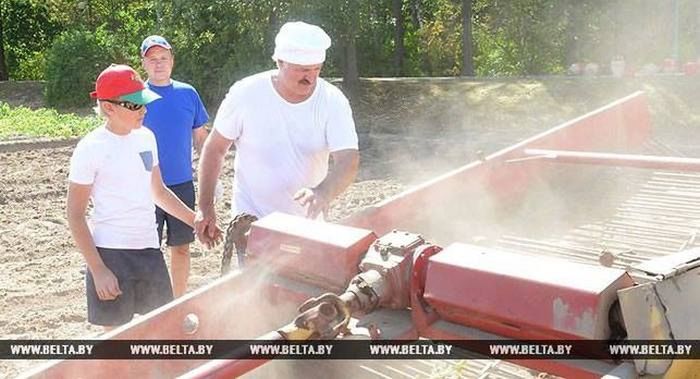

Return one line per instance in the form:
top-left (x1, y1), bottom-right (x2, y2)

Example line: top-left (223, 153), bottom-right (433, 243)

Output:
top-left (0, 102), bottom-right (100, 140)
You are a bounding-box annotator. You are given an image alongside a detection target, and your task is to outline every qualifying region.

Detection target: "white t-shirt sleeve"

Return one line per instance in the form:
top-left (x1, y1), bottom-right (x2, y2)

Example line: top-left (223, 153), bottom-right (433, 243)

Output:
top-left (326, 90), bottom-right (359, 152)
top-left (68, 140), bottom-right (97, 185)
top-left (213, 82), bottom-right (244, 141)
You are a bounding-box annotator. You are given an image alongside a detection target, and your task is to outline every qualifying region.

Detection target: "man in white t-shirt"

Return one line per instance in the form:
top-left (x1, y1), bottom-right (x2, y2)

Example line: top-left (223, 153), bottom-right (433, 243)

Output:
top-left (66, 64), bottom-right (221, 330)
top-left (195, 21), bottom-right (359, 243)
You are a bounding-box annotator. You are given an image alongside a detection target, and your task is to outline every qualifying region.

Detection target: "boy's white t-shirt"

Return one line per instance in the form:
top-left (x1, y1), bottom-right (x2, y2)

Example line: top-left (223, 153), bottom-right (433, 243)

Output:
top-left (69, 126), bottom-right (160, 249)
top-left (214, 70), bottom-right (358, 218)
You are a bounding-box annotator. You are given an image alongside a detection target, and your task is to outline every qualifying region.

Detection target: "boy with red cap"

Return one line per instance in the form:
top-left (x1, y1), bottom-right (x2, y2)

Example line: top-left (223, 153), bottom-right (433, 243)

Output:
top-left (66, 64), bottom-right (220, 330)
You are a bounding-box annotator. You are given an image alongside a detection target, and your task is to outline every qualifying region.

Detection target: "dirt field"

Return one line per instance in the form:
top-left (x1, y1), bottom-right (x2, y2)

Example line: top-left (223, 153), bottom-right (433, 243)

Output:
top-left (1, 77), bottom-right (699, 377)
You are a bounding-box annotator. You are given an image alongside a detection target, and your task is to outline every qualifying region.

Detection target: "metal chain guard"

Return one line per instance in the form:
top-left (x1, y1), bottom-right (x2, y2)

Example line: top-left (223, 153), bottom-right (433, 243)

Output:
top-left (221, 213), bottom-right (258, 275)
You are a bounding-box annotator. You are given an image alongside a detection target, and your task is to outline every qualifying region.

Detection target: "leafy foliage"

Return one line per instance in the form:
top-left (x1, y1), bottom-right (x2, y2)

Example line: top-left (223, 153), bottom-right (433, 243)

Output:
top-left (157, 1), bottom-right (277, 106)
top-left (1, 0), bottom-right (699, 108)
top-left (1, 0), bottom-right (62, 80)
top-left (44, 28), bottom-right (122, 108)
top-left (0, 101), bottom-right (99, 138)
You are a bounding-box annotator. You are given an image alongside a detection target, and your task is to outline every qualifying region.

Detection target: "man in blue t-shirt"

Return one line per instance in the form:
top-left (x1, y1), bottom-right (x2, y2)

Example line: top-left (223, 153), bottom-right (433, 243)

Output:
top-left (140, 35), bottom-right (209, 297)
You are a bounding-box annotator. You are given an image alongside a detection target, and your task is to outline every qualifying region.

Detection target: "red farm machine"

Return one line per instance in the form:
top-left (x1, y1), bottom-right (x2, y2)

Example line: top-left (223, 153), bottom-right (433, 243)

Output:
top-left (24, 92), bottom-right (700, 378)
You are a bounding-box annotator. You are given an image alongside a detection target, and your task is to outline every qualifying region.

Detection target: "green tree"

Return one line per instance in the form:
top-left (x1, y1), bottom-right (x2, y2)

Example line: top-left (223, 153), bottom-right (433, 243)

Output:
top-left (309, 0), bottom-right (363, 93)
top-left (0, 0), bottom-right (62, 80)
top-left (44, 28), bottom-right (120, 108)
top-left (461, 0), bottom-right (474, 76)
top-left (477, 0), bottom-right (569, 75)
top-left (409, 0), bottom-right (462, 76)
top-left (0, 3), bottom-right (8, 80)
top-left (157, 1), bottom-right (277, 106)
top-left (393, 0), bottom-right (406, 76)
top-left (46, 0), bottom-right (157, 66)
top-left (13, 0), bottom-right (700, 103)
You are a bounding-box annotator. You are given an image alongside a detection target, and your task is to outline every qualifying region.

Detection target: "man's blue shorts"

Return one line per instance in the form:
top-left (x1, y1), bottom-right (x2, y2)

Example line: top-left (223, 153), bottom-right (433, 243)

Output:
top-left (86, 247), bottom-right (173, 326)
top-left (156, 181), bottom-right (195, 246)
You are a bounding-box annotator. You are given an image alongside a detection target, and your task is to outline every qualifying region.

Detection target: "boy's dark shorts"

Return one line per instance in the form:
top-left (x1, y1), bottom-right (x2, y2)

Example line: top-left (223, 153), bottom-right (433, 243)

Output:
top-left (156, 180), bottom-right (195, 246)
top-left (86, 247), bottom-right (173, 326)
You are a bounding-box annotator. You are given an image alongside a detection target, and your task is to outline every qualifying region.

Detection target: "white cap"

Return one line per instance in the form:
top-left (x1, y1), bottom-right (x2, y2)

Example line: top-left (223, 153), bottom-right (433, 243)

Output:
top-left (272, 21), bottom-right (331, 65)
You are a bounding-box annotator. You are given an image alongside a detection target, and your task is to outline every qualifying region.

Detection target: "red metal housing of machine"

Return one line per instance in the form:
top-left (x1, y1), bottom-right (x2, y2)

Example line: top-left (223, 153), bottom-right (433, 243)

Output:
top-left (245, 212), bottom-right (377, 292)
top-left (421, 243), bottom-right (634, 341)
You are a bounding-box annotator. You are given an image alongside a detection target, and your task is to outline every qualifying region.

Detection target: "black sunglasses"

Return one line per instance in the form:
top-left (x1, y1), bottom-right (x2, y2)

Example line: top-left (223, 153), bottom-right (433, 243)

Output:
top-left (102, 99), bottom-right (144, 111)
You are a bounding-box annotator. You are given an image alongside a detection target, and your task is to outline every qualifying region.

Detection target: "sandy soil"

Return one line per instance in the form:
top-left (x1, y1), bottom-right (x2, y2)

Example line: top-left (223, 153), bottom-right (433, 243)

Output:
top-left (1, 77), bottom-right (698, 377)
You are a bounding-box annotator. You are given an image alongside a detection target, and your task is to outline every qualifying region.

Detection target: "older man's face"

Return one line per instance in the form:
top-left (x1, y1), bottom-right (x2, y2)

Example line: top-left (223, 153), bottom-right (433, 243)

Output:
top-left (277, 61), bottom-right (323, 101)
top-left (143, 46), bottom-right (174, 85)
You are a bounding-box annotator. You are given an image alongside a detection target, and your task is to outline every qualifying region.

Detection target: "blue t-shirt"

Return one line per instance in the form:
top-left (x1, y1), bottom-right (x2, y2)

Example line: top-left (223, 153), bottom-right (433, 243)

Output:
top-left (143, 80), bottom-right (209, 186)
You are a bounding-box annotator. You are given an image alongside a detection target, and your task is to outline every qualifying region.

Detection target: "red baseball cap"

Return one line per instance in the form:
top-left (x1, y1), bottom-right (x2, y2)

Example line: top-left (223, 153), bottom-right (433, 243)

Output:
top-left (90, 64), bottom-right (160, 105)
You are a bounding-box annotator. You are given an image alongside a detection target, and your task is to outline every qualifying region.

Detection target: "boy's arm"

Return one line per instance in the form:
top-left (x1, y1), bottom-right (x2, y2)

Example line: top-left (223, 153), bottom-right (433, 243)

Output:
top-left (66, 182), bottom-right (121, 300)
top-left (150, 165), bottom-right (221, 247)
top-left (151, 165), bottom-right (195, 226)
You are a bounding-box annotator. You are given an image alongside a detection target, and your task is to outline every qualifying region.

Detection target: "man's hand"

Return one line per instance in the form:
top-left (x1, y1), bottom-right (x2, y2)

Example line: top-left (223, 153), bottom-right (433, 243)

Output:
top-left (293, 149), bottom-right (357, 220)
top-left (195, 207), bottom-right (223, 248)
top-left (91, 265), bottom-right (122, 301)
top-left (293, 187), bottom-right (329, 219)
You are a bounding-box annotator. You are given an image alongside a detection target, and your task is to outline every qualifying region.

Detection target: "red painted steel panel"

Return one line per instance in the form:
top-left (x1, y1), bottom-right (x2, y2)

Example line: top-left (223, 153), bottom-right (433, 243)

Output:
top-left (25, 269), bottom-right (302, 378)
top-left (247, 212), bottom-right (377, 291)
top-left (342, 92), bottom-right (651, 236)
top-left (422, 243), bottom-right (634, 340)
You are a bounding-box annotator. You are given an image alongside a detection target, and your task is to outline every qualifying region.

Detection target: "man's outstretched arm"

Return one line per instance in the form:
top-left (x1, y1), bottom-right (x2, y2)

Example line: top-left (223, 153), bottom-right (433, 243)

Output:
top-left (196, 130), bottom-right (233, 241)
